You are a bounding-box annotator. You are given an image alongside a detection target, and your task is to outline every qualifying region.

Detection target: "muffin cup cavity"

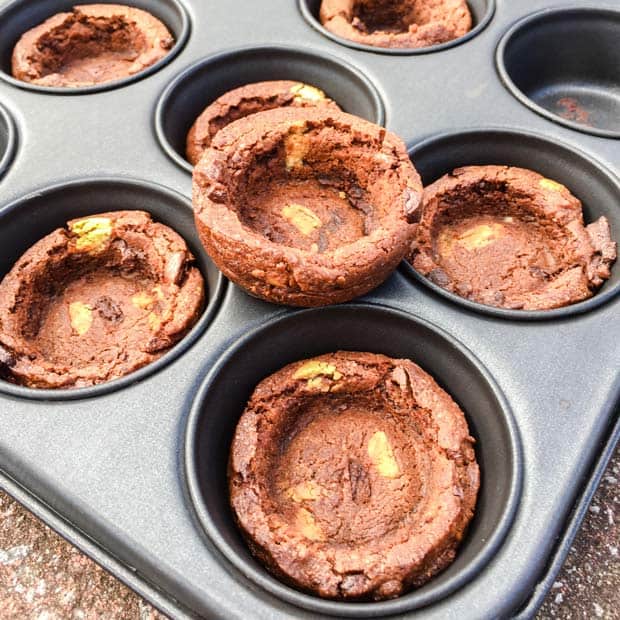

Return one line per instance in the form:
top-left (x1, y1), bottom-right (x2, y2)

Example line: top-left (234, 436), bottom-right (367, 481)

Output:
top-left (299, 0), bottom-right (495, 54)
top-left (185, 305), bottom-right (522, 616)
top-left (193, 107), bottom-right (422, 307)
top-left (0, 178), bottom-right (224, 400)
top-left (0, 101), bottom-right (17, 180)
top-left (497, 8), bottom-right (620, 138)
top-left (155, 45), bottom-right (386, 173)
top-left (405, 129), bottom-right (620, 320)
top-left (0, 0), bottom-right (190, 94)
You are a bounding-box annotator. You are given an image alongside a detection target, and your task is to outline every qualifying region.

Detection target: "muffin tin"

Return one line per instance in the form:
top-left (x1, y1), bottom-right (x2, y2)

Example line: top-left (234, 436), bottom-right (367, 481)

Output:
top-left (0, 0), bottom-right (618, 618)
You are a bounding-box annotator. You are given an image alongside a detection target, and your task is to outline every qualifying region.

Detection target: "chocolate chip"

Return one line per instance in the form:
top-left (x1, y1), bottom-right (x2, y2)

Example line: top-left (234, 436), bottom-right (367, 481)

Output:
top-left (455, 282), bottom-right (473, 297)
top-left (111, 238), bottom-right (144, 269)
top-left (404, 187), bottom-right (422, 223)
top-left (353, 199), bottom-right (373, 217)
top-left (207, 185), bottom-right (228, 204)
top-left (348, 459), bottom-right (371, 502)
top-left (317, 175), bottom-right (340, 187)
top-left (347, 184), bottom-right (364, 200)
top-left (95, 296), bottom-right (124, 323)
top-left (529, 266), bottom-right (549, 280)
top-left (351, 16), bottom-right (367, 32)
top-left (145, 336), bottom-right (170, 352)
top-left (318, 231), bottom-right (329, 253)
top-left (164, 251), bottom-right (187, 285)
top-left (428, 268), bottom-right (450, 287)
top-left (0, 344), bottom-right (16, 368)
top-left (340, 573), bottom-right (368, 596)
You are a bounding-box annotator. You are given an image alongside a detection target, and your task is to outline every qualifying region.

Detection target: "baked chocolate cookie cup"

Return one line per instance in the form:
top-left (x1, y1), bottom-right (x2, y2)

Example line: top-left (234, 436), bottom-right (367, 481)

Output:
top-left (156, 45), bottom-right (385, 173)
top-left (186, 80), bottom-right (341, 166)
top-left (300, 0), bottom-right (495, 54)
top-left (0, 0), bottom-right (189, 93)
top-left (185, 305), bottom-right (522, 615)
top-left (0, 101), bottom-right (17, 181)
top-left (0, 210), bottom-right (205, 388)
top-left (230, 351), bottom-right (479, 601)
top-left (193, 107), bottom-right (421, 307)
top-left (319, 0), bottom-right (472, 49)
top-left (497, 8), bottom-right (620, 139)
top-left (404, 129), bottom-right (620, 319)
top-left (410, 165), bottom-right (616, 311)
top-left (0, 178), bottom-right (224, 399)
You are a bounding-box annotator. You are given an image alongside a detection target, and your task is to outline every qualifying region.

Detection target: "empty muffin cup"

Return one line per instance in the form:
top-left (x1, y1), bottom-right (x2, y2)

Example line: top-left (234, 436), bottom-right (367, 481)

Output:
top-left (186, 80), bottom-right (341, 166)
top-left (300, 0), bottom-right (495, 54)
top-left (405, 129), bottom-right (620, 319)
top-left (230, 351), bottom-right (479, 601)
top-left (410, 165), bottom-right (617, 311)
top-left (193, 107), bottom-right (422, 306)
top-left (0, 0), bottom-right (189, 92)
top-left (185, 304), bottom-right (522, 615)
top-left (156, 45), bottom-right (386, 173)
top-left (497, 8), bottom-right (620, 138)
top-left (0, 178), bottom-right (224, 398)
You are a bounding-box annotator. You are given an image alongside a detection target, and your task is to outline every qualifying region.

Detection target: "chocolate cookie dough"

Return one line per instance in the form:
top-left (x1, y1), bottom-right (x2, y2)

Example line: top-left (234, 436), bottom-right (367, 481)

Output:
top-left (0, 211), bottom-right (204, 389)
top-left (193, 107), bottom-right (422, 306)
top-left (186, 81), bottom-right (341, 166)
top-left (409, 166), bottom-right (617, 310)
top-left (229, 351), bottom-right (479, 600)
top-left (11, 4), bottom-right (174, 87)
top-left (319, 0), bottom-right (472, 49)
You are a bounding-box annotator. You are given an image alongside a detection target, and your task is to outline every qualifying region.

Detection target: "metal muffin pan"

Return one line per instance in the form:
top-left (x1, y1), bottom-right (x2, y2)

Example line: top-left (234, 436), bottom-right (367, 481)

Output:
top-left (0, 100), bottom-right (16, 180)
top-left (0, 0), bottom-right (618, 618)
top-left (185, 305), bottom-right (521, 616)
top-left (0, 177), bottom-right (225, 400)
top-left (496, 7), bottom-right (620, 139)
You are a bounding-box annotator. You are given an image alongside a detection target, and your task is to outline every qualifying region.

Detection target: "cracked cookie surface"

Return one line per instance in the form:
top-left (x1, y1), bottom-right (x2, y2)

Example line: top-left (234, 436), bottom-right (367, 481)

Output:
top-left (193, 107), bottom-right (422, 306)
top-left (12, 4), bottom-right (174, 87)
top-left (186, 80), bottom-right (340, 166)
top-left (0, 210), bottom-right (204, 388)
top-left (319, 0), bottom-right (471, 49)
top-left (409, 165), bottom-right (617, 310)
top-left (229, 351), bottom-right (479, 600)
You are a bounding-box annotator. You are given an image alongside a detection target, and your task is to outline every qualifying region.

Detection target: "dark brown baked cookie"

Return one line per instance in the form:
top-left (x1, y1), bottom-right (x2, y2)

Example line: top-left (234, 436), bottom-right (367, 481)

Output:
top-left (409, 166), bottom-right (617, 310)
top-left (186, 80), bottom-right (341, 166)
top-left (193, 107), bottom-right (422, 306)
top-left (11, 4), bottom-right (174, 87)
top-left (0, 211), bottom-right (204, 388)
top-left (229, 351), bottom-right (479, 601)
top-left (319, 0), bottom-right (472, 49)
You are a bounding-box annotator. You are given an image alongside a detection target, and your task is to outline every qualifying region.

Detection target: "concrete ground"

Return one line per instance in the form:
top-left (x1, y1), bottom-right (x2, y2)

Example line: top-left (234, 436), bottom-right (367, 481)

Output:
top-left (1, 447), bottom-right (618, 619)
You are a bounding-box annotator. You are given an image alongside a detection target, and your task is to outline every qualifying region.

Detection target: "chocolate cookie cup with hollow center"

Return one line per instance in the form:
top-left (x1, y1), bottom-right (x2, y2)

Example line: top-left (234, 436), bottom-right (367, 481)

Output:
top-left (229, 351), bottom-right (479, 601)
top-left (186, 80), bottom-right (342, 166)
top-left (0, 211), bottom-right (204, 389)
top-left (409, 165), bottom-right (617, 311)
top-left (319, 0), bottom-right (472, 49)
top-left (193, 107), bottom-right (422, 306)
top-left (11, 4), bottom-right (174, 88)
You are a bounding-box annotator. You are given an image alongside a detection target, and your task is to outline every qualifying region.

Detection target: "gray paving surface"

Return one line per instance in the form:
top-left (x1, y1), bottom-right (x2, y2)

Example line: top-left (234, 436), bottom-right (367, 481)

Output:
top-left (0, 446), bottom-right (618, 619)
